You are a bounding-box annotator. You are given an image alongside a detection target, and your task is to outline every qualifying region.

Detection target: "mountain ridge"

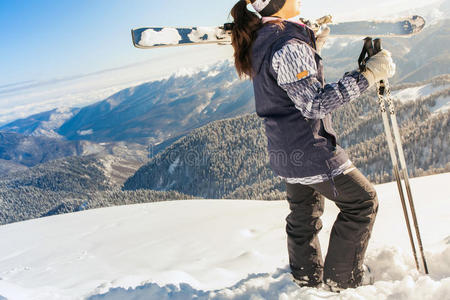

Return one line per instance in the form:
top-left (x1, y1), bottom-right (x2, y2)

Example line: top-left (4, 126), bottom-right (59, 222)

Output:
top-left (123, 76), bottom-right (450, 198)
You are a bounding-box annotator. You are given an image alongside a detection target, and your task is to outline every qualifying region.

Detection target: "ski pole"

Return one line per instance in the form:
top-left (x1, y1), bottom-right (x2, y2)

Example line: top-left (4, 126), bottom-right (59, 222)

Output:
top-left (382, 85), bottom-right (429, 274)
top-left (372, 39), bottom-right (429, 274)
top-left (358, 38), bottom-right (420, 272)
top-left (376, 81), bottom-right (420, 272)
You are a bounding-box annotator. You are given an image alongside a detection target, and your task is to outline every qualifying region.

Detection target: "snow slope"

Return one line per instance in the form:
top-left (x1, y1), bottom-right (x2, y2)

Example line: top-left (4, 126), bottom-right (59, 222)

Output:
top-left (0, 173), bottom-right (449, 300)
top-left (393, 83), bottom-right (450, 104)
top-left (431, 95), bottom-right (450, 115)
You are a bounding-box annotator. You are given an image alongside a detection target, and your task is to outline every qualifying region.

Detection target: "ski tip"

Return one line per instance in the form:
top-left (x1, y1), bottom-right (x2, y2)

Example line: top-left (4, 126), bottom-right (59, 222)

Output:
top-left (411, 15), bottom-right (426, 33)
top-left (131, 29), bottom-right (140, 48)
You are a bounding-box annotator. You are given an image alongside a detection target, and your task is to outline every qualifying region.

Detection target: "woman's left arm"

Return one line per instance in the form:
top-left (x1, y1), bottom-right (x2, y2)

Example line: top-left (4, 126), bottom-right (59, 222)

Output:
top-left (272, 40), bottom-right (369, 119)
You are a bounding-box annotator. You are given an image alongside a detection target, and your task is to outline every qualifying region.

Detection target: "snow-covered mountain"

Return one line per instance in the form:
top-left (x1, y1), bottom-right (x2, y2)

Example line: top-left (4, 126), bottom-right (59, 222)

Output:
top-left (388, 0), bottom-right (450, 26)
top-left (0, 131), bottom-right (150, 176)
top-left (322, 18), bottom-right (450, 83)
top-left (56, 61), bottom-right (253, 144)
top-left (0, 173), bottom-right (448, 299)
top-left (1, 76), bottom-right (448, 226)
top-left (0, 45), bottom-right (234, 127)
top-left (321, 0), bottom-right (447, 23)
top-left (0, 107), bottom-right (80, 138)
top-left (0, 153), bottom-right (199, 225)
top-left (0, 61), bottom-right (254, 145)
top-left (123, 75), bottom-right (450, 199)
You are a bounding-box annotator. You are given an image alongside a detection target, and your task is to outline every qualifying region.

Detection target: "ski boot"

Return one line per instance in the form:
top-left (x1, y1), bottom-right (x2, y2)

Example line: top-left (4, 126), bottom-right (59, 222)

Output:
top-left (323, 264), bottom-right (375, 293)
top-left (289, 272), bottom-right (322, 289)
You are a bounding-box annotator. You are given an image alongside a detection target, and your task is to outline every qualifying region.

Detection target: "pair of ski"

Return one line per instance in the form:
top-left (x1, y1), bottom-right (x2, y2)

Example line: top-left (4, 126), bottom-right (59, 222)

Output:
top-left (359, 38), bottom-right (429, 275)
top-left (131, 15), bottom-right (426, 48)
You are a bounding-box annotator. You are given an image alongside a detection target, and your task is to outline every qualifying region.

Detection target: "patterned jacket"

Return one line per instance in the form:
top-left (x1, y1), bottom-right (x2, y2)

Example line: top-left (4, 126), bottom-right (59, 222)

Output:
top-left (251, 20), bottom-right (368, 184)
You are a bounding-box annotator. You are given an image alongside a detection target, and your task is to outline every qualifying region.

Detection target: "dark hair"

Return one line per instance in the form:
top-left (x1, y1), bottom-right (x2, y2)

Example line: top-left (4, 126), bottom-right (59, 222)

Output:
top-left (230, 0), bottom-right (261, 79)
top-left (231, 0), bottom-right (285, 79)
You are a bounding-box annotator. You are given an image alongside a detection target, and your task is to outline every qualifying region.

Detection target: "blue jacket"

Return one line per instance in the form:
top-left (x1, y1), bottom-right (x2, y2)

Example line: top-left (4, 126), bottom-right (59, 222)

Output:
top-left (251, 20), bottom-right (367, 180)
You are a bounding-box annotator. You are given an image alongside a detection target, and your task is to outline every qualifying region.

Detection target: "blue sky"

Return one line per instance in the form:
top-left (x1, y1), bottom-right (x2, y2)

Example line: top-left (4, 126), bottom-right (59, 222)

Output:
top-left (0, 0), bottom-right (436, 86)
top-left (0, 0), bottom-right (241, 86)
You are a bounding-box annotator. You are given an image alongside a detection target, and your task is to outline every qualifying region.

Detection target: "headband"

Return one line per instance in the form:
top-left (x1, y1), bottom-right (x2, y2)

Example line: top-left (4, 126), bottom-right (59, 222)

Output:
top-left (246, 0), bottom-right (287, 17)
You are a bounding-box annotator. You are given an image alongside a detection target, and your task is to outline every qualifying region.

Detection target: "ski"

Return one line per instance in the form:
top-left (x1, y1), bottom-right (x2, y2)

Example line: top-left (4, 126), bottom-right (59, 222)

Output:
top-left (131, 15), bottom-right (425, 49)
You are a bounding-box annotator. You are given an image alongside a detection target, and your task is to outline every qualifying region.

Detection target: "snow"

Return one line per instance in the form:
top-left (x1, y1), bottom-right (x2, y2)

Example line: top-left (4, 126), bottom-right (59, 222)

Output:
top-left (168, 157), bottom-right (180, 174)
top-left (77, 129), bottom-right (94, 136)
top-left (207, 70), bottom-right (220, 78)
top-left (173, 67), bottom-right (198, 78)
top-left (188, 27), bottom-right (223, 43)
top-left (319, 0), bottom-right (444, 23)
top-left (379, 0), bottom-right (449, 27)
top-left (223, 79), bottom-right (238, 89)
top-left (171, 60), bottom-right (232, 80)
top-left (138, 27), bottom-right (226, 47)
top-left (0, 173), bottom-right (449, 300)
top-left (79, 142), bottom-right (105, 156)
top-left (30, 107), bottom-right (75, 138)
top-left (430, 95), bottom-right (450, 115)
top-left (139, 29), bottom-right (182, 47)
top-left (392, 83), bottom-right (450, 104)
top-left (195, 102), bottom-right (210, 114)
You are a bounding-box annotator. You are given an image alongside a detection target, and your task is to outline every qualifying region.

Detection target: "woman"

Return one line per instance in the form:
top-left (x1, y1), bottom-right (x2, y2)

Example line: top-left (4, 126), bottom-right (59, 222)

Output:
top-left (230, 0), bottom-right (396, 291)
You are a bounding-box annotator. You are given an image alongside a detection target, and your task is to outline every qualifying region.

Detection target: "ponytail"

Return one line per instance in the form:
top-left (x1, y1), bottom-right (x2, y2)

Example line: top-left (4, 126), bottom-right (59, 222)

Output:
top-left (230, 0), bottom-right (262, 79)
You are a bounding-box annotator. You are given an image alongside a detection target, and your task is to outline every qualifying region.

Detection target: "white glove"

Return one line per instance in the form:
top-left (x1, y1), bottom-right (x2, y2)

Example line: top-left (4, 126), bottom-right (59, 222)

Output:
top-left (361, 49), bottom-right (396, 87)
top-left (315, 25), bottom-right (330, 54)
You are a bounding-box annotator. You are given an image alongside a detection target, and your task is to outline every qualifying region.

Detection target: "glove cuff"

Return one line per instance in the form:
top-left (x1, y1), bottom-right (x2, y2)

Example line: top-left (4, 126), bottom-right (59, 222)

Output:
top-left (361, 70), bottom-right (375, 88)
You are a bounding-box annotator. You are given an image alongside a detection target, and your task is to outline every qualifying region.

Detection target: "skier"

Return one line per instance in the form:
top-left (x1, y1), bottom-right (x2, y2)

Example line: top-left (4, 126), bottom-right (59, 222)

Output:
top-left (230, 0), bottom-right (396, 291)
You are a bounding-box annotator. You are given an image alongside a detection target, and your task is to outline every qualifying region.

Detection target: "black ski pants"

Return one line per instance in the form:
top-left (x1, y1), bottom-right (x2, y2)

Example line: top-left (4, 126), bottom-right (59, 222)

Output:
top-left (285, 167), bottom-right (379, 288)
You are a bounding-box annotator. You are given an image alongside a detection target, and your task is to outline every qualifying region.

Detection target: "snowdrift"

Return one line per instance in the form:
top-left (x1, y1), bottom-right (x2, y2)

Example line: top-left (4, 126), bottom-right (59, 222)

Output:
top-left (0, 173), bottom-right (449, 300)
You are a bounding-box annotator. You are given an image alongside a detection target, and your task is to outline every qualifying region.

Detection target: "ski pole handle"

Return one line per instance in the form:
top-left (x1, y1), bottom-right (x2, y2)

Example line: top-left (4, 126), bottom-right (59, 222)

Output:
top-left (373, 38), bottom-right (382, 54)
top-left (364, 37), bottom-right (375, 57)
top-left (358, 37), bottom-right (375, 72)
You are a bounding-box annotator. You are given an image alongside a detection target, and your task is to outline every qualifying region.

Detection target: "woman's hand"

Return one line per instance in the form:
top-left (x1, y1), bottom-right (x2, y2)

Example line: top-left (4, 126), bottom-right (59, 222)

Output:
top-left (361, 49), bottom-right (396, 87)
